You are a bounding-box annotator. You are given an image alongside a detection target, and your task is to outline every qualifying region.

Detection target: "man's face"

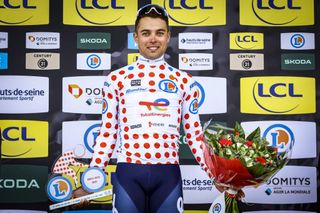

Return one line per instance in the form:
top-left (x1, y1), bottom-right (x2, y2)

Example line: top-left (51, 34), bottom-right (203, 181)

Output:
top-left (134, 17), bottom-right (170, 60)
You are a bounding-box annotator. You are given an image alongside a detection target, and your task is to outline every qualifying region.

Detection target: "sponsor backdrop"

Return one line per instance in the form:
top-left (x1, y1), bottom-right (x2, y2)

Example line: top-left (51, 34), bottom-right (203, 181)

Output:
top-left (0, 0), bottom-right (319, 212)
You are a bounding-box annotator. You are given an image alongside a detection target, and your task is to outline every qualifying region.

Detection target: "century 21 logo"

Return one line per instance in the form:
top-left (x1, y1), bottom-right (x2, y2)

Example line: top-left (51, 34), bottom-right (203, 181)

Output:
top-left (0, 120), bottom-right (48, 158)
top-left (63, 0), bottom-right (137, 26)
top-left (239, 0), bottom-right (314, 26)
top-left (0, 0), bottom-right (49, 25)
top-left (240, 77), bottom-right (316, 114)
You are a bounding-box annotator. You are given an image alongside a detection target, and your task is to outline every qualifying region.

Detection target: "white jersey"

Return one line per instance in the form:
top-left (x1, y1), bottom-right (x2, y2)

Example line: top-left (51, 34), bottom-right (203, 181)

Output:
top-left (90, 55), bottom-right (209, 174)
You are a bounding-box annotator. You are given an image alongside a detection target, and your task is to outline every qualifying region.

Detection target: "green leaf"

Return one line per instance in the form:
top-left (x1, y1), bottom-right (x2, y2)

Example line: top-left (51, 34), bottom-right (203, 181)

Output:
top-left (247, 163), bottom-right (265, 177)
top-left (235, 122), bottom-right (245, 139)
top-left (246, 127), bottom-right (261, 143)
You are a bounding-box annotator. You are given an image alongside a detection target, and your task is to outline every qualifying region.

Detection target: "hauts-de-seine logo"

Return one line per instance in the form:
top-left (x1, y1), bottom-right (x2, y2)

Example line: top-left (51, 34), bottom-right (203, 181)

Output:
top-left (152, 0), bottom-right (226, 26)
top-left (240, 77), bottom-right (316, 114)
top-left (262, 124), bottom-right (294, 153)
top-left (63, 0), bottom-right (137, 26)
top-left (240, 0), bottom-right (314, 26)
top-left (0, 0), bottom-right (49, 25)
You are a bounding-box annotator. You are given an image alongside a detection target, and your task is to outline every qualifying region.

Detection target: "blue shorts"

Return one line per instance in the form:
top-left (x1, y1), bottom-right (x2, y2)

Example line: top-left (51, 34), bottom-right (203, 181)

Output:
top-left (111, 163), bottom-right (183, 213)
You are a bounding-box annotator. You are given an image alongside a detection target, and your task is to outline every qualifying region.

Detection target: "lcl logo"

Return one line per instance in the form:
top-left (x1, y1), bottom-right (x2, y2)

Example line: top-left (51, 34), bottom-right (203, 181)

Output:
top-left (0, 0), bottom-right (36, 9)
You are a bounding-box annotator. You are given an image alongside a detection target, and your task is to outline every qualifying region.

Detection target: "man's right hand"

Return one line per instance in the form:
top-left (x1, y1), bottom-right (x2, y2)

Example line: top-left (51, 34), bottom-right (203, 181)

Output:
top-left (71, 187), bottom-right (91, 209)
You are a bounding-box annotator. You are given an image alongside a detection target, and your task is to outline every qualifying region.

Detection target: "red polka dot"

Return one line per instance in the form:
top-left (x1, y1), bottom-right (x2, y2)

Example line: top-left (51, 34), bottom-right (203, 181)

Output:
top-left (107, 112), bottom-right (113, 118)
top-left (124, 134), bottom-right (129, 140)
top-left (124, 143), bottom-right (130, 148)
top-left (154, 142), bottom-right (160, 148)
top-left (103, 132), bottom-right (109, 137)
top-left (186, 95), bottom-right (191, 101)
top-left (143, 133), bottom-right (149, 139)
top-left (164, 152), bottom-right (170, 158)
top-left (128, 74), bottom-right (134, 79)
top-left (149, 72), bottom-right (155, 77)
top-left (187, 73), bottom-right (193, 78)
top-left (184, 114), bottom-right (190, 119)
top-left (98, 151), bottom-right (104, 155)
top-left (107, 93), bottom-right (113, 99)
top-left (193, 91), bottom-right (198, 98)
top-left (136, 160), bottom-right (142, 164)
top-left (121, 99), bottom-right (125, 104)
top-left (192, 148), bottom-right (197, 154)
top-left (155, 153), bottom-right (161, 158)
top-left (180, 84), bottom-right (184, 90)
top-left (186, 133), bottom-right (191, 139)
top-left (134, 153), bottom-right (141, 157)
top-left (119, 70), bottom-right (125, 75)
top-left (171, 143), bottom-right (176, 148)
top-left (176, 72), bottom-right (181, 77)
top-left (188, 141), bottom-right (193, 146)
top-left (95, 158), bottom-right (101, 164)
top-left (123, 117), bottom-right (127, 123)
top-left (177, 108), bottom-right (181, 114)
top-left (113, 134), bottom-right (117, 139)
top-left (163, 134), bottom-right (168, 139)
top-left (172, 152), bottom-right (177, 157)
top-left (126, 151), bottom-right (132, 156)
top-left (144, 143), bottom-right (150, 149)
top-left (122, 108), bottom-right (126, 114)
top-left (145, 153), bottom-right (151, 159)
top-left (105, 122), bottom-right (112, 128)
top-left (159, 73), bottom-right (165, 78)
top-left (153, 133), bottom-right (159, 139)
top-left (138, 64), bottom-right (145, 69)
top-left (196, 157), bottom-right (201, 162)
top-left (124, 126), bottom-right (129, 132)
top-left (194, 122), bottom-right (199, 127)
top-left (149, 80), bottom-right (155, 86)
top-left (100, 142), bottom-right (106, 148)
top-left (159, 64), bottom-right (165, 70)
top-left (149, 89), bottom-right (156, 93)
top-left (127, 157), bottom-right (132, 163)
top-left (183, 78), bottom-right (188, 84)
top-left (133, 134), bottom-right (139, 139)
top-left (134, 143), bottom-right (139, 148)
top-left (185, 123), bottom-right (190, 129)
top-left (164, 143), bottom-right (169, 148)
top-left (111, 75), bottom-right (117, 81)
top-left (138, 72), bottom-right (144, 78)
top-left (111, 144), bottom-right (116, 149)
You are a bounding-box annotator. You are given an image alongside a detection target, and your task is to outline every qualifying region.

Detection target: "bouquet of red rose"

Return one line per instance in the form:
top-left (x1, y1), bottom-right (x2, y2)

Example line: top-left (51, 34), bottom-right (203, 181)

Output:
top-left (202, 121), bottom-right (291, 213)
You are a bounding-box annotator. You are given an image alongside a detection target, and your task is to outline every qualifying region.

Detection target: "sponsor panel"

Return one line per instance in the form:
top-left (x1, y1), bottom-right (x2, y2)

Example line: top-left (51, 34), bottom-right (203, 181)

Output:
top-left (77, 32), bottom-right (111, 49)
top-left (0, 0), bottom-right (49, 26)
top-left (127, 32), bottom-right (138, 50)
top-left (243, 166), bottom-right (317, 204)
top-left (180, 165), bottom-right (219, 204)
top-left (230, 53), bottom-right (264, 70)
top-left (0, 120), bottom-right (48, 158)
top-left (62, 76), bottom-right (105, 114)
top-left (26, 52), bottom-right (60, 70)
top-left (127, 53), bottom-right (140, 64)
top-left (26, 32), bottom-right (60, 49)
top-left (178, 32), bottom-right (213, 50)
top-left (240, 77), bottom-right (316, 114)
top-left (241, 121), bottom-right (316, 159)
top-left (0, 75), bottom-right (49, 114)
top-left (192, 77), bottom-right (227, 114)
top-left (63, 0), bottom-right (137, 26)
top-left (0, 165), bottom-right (48, 203)
top-left (152, 0), bottom-right (226, 26)
top-left (0, 32), bottom-right (8, 48)
top-left (0, 211), bottom-right (47, 213)
top-left (179, 53), bottom-right (212, 71)
top-left (63, 211), bottom-right (112, 213)
top-left (229, 32), bottom-right (264, 50)
top-left (281, 53), bottom-right (315, 70)
top-left (244, 211), bottom-right (316, 213)
top-left (0, 52), bottom-right (8, 69)
top-left (62, 120), bottom-right (117, 159)
top-left (280, 33), bottom-right (315, 50)
top-left (239, 0), bottom-right (314, 26)
top-left (77, 53), bottom-right (111, 70)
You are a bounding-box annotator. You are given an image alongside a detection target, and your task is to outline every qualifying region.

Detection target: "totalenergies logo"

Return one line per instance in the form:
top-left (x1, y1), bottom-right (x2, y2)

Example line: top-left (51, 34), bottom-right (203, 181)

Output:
top-left (240, 0), bottom-right (314, 26)
top-left (0, 0), bottom-right (49, 25)
top-left (262, 124), bottom-right (294, 154)
top-left (240, 77), bottom-right (316, 114)
top-left (139, 98), bottom-right (170, 111)
top-left (152, 0), bottom-right (226, 26)
top-left (63, 0), bottom-right (137, 26)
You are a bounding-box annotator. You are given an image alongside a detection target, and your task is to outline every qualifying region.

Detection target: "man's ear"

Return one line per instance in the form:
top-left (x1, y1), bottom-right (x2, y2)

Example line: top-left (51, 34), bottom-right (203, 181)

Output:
top-left (167, 31), bottom-right (171, 44)
top-left (133, 32), bottom-right (138, 43)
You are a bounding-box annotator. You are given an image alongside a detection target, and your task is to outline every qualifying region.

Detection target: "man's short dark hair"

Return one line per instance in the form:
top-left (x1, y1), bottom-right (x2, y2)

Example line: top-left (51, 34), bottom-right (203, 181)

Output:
top-left (135, 4), bottom-right (169, 32)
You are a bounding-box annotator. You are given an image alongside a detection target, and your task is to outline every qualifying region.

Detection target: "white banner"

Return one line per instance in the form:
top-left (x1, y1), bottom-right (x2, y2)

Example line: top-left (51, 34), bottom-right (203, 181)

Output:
top-left (179, 53), bottom-right (213, 71)
top-left (0, 32), bottom-right (8, 49)
top-left (179, 33), bottom-right (213, 50)
top-left (77, 53), bottom-right (111, 70)
top-left (26, 32), bottom-right (60, 49)
top-left (280, 33), bottom-right (314, 50)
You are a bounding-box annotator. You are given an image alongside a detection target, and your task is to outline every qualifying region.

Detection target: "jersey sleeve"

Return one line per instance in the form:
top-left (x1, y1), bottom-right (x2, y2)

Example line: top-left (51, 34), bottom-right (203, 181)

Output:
top-left (181, 74), bottom-right (212, 178)
top-left (90, 74), bottom-right (119, 169)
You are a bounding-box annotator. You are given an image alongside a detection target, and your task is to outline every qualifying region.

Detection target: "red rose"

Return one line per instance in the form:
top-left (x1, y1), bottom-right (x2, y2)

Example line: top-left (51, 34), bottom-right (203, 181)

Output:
top-left (256, 156), bottom-right (267, 165)
top-left (245, 141), bottom-right (253, 147)
top-left (219, 139), bottom-right (233, 147)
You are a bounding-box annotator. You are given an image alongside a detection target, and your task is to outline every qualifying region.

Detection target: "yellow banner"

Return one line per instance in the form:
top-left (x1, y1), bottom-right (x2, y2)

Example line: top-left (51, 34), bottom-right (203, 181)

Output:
top-left (0, 0), bottom-right (49, 26)
top-left (240, 77), bottom-right (316, 114)
top-left (0, 120), bottom-right (48, 158)
top-left (152, 0), bottom-right (226, 26)
top-left (229, 32), bottom-right (264, 50)
top-left (127, 53), bottom-right (140, 65)
top-left (240, 0), bottom-right (314, 26)
top-left (63, 0), bottom-right (137, 26)
top-left (66, 165), bottom-right (116, 204)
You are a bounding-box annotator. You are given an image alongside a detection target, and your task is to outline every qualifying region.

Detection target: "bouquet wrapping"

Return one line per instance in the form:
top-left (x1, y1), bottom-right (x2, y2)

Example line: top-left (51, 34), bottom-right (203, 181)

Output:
top-left (202, 121), bottom-right (291, 213)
